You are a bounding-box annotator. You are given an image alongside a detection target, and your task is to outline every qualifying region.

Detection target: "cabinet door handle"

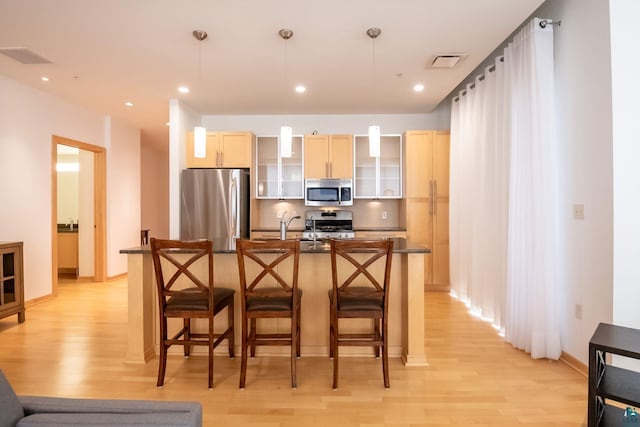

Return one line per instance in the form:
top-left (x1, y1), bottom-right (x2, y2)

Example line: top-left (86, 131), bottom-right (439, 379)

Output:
top-left (325, 161), bottom-right (329, 178)
top-left (429, 180), bottom-right (434, 216)
top-left (329, 162), bottom-right (333, 178)
top-left (433, 180), bottom-right (437, 216)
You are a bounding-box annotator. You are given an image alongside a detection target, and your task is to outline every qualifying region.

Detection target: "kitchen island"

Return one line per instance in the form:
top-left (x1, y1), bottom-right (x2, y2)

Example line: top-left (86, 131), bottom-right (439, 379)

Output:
top-left (120, 239), bottom-right (429, 367)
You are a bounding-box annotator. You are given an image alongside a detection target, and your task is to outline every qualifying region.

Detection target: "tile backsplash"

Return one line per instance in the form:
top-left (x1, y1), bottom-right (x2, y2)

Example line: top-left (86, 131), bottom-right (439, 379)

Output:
top-left (253, 199), bottom-right (402, 229)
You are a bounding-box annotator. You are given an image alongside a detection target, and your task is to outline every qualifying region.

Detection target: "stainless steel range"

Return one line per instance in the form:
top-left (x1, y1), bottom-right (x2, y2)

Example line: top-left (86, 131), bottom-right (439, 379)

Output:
top-left (302, 210), bottom-right (355, 240)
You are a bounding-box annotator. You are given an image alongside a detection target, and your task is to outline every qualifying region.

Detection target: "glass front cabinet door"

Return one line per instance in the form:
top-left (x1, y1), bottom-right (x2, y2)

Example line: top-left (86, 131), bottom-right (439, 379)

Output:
top-left (256, 135), bottom-right (304, 199)
top-left (354, 134), bottom-right (402, 199)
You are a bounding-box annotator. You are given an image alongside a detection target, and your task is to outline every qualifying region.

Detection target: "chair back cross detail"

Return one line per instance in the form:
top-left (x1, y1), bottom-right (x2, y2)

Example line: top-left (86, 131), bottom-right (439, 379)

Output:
top-left (150, 238), bottom-right (235, 389)
top-left (329, 238), bottom-right (394, 389)
top-left (236, 239), bottom-right (301, 389)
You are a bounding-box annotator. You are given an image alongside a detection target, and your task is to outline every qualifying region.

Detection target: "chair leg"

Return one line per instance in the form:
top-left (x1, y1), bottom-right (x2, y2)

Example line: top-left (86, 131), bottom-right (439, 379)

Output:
top-left (227, 302), bottom-right (235, 358)
top-left (239, 315), bottom-right (248, 389)
top-left (184, 318), bottom-right (191, 357)
top-left (332, 316), bottom-right (339, 389)
top-left (329, 320), bottom-right (334, 359)
top-left (374, 319), bottom-right (380, 358)
top-left (208, 339), bottom-right (214, 389)
top-left (291, 312), bottom-right (297, 389)
top-left (250, 318), bottom-right (257, 358)
top-left (157, 318), bottom-right (168, 387)
top-left (382, 320), bottom-right (390, 389)
top-left (296, 305), bottom-right (301, 358)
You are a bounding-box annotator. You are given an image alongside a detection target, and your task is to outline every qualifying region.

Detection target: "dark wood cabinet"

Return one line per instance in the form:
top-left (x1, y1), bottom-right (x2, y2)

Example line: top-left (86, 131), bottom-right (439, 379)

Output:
top-left (0, 241), bottom-right (25, 323)
top-left (588, 323), bottom-right (640, 426)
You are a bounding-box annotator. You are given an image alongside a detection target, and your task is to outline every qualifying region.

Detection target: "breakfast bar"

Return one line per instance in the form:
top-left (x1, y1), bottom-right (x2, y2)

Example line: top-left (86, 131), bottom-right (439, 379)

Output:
top-left (120, 239), bottom-right (429, 367)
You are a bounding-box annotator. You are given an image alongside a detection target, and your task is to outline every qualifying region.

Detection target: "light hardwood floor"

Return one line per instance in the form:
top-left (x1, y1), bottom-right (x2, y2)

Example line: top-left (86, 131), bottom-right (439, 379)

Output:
top-left (0, 278), bottom-right (587, 426)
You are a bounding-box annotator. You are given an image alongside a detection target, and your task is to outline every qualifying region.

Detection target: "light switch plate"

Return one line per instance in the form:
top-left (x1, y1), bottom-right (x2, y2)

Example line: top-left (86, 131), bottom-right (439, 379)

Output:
top-left (573, 204), bottom-right (584, 220)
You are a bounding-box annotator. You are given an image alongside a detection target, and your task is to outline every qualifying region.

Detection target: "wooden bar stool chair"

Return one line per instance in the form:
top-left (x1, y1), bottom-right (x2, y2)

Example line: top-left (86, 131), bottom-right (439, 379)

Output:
top-left (235, 239), bottom-right (301, 389)
top-left (150, 238), bottom-right (235, 389)
top-left (328, 238), bottom-right (394, 389)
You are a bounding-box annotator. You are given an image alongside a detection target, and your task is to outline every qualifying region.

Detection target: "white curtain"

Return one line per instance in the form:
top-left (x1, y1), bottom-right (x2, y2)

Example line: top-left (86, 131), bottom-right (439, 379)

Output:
top-left (449, 18), bottom-right (561, 359)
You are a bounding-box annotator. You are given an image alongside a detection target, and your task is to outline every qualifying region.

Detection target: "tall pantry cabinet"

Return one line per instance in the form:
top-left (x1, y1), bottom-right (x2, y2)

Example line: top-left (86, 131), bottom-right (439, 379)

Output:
top-left (403, 130), bottom-right (450, 291)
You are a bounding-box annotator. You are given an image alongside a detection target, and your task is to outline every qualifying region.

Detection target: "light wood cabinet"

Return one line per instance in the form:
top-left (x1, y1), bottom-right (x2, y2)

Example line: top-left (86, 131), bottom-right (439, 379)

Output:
top-left (354, 134), bottom-right (402, 198)
top-left (304, 134), bottom-right (353, 179)
top-left (354, 230), bottom-right (407, 239)
top-left (256, 135), bottom-right (304, 199)
top-left (0, 241), bottom-right (25, 323)
top-left (250, 231), bottom-right (303, 240)
top-left (57, 232), bottom-right (78, 274)
top-left (403, 130), bottom-right (450, 291)
top-left (186, 131), bottom-right (254, 168)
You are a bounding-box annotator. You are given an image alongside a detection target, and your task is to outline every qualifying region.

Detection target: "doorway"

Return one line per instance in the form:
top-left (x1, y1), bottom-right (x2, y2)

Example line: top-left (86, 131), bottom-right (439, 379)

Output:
top-left (51, 135), bottom-right (106, 296)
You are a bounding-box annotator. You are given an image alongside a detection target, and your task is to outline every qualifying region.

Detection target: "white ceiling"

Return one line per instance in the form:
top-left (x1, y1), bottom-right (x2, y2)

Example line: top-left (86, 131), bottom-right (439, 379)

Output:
top-left (0, 0), bottom-right (544, 149)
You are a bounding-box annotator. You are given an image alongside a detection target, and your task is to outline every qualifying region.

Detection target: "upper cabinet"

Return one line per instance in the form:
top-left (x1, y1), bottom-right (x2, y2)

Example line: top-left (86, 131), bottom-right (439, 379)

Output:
top-left (256, 135), bottom-right (304, 199)
top-left (185, 131), bottom-right (254, 168)
top-left (354, 134), bottom-right (402, 199)
top-left (304, 134), bottom-right (353, 179)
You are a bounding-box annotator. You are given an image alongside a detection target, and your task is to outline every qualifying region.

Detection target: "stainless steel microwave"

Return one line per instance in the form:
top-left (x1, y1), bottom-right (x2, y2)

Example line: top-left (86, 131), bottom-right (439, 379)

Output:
top-left (304, 178), bottom-right (353, 206)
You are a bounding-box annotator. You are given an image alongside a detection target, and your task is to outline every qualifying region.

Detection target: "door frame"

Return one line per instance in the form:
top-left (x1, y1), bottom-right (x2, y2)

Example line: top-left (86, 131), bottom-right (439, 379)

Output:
top-left (51, 135), bottom-right (106, 295)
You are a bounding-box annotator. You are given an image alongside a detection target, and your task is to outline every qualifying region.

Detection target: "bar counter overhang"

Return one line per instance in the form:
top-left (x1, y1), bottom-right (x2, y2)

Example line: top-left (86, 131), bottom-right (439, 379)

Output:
top-left (120, 238), bottom-right (430, 367)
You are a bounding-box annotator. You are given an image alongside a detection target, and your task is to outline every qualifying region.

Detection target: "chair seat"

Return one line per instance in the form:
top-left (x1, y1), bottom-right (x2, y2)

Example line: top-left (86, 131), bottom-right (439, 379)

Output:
top-left (166, 287), bottom-right (235, 312)
top-left (247, 289), bottom-right (302, 311)
top-left (328, 287), bottom-right (383, 311)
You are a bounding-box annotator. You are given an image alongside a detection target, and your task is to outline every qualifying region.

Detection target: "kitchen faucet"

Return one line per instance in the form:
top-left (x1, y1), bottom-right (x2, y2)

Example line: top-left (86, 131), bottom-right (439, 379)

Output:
top-left (280, 211), bottom-right (301, 240)
top-left (67, 217), bottom-right (74, 230)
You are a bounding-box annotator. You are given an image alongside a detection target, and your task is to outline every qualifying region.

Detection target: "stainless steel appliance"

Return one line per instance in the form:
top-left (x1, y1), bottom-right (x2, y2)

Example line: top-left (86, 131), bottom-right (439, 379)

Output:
top-left (304, 178), bottom-right (353, 207)
top-left (302, 210), bottom-right (355, 240)
top-left (180, 168), bottom-right (250, 250)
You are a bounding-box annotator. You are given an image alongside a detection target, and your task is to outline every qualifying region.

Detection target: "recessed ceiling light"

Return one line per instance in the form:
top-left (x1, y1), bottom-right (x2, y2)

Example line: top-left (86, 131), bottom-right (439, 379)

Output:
top-left (178, 86), bottom-right (190, 94)
top-left (413, 84), bottom-right (425, 92)
top-left (41, 76), bottom-right (49, 82)
top-left (295, 85), bottom-right (306, 93)
top-left (124, 101), bottom-right (133, 107)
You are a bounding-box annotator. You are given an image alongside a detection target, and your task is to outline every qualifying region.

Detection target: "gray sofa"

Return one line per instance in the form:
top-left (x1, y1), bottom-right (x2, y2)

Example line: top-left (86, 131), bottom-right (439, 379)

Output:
top-left (0, 370), bottom-right (202, 427)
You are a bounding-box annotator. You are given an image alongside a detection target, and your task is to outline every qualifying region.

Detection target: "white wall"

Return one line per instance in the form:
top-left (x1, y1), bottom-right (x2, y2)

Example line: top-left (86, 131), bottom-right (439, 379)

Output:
top-left (141, 142), bottom-right (169, 239)
top-left (56, 154), bottom-right (79, 223)
top-left (0, 74), bottom-right (141, 299)
top-left (610, 0), bottom-right (640, 337)
top-left (202, 112), bottom-right (450, 136)
top-left (78, 149), bottom-right (94, 277)
top-left (168, 99), bottom-right (200, 239)
top-left (106, 117), bottom-right (141, 277)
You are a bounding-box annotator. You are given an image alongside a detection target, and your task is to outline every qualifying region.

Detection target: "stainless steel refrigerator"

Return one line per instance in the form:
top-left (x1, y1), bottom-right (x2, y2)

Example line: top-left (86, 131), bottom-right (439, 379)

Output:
top-left (180, 168), bottom-right (250, 250)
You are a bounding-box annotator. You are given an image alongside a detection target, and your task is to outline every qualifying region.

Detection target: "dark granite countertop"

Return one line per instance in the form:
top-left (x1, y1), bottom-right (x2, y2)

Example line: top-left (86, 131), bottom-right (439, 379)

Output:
top-left (251, 227), bottom-right (407, 232)
top-left (56, 226), bottom-right (78, 233)
top-left (120, 238), bottom-right (429, 255)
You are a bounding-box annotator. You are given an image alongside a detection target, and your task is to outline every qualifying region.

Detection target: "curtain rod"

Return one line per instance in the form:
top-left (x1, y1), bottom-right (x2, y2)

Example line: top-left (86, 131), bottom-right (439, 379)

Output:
top-left (453, 18), bottom-right (558, 103)
top-left (539, 19), bottom-right (561, 29)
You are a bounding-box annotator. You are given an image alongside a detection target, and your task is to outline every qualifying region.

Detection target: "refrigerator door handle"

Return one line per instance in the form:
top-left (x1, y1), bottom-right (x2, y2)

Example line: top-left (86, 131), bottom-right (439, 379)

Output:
top-left (230, 176), bottom-right (239, 239)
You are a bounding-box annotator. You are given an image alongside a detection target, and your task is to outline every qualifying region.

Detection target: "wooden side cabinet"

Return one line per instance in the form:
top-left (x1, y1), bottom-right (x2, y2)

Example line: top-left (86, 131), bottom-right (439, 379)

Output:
top-left (588, 323), bottom-right (640, 426)
top-left (0, 241), bottom-right (25, 323)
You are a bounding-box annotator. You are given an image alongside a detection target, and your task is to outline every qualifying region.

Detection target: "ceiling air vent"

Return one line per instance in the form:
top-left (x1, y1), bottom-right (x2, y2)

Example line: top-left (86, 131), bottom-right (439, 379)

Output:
top-left (0, 47), bottom-right (51, 64)
top-left (430, 54), bottom-right (464, 69)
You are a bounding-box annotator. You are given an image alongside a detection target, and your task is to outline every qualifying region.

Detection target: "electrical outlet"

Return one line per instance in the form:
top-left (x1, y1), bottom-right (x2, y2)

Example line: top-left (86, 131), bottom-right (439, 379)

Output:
top-left (277, 211), bottom-right (284, 219)
top-left (573, 204), bottom-right (585, 220)
top-left (575, 304), bottom-right (582, 320)
top-left (382, 211), bottom-right (388, 220)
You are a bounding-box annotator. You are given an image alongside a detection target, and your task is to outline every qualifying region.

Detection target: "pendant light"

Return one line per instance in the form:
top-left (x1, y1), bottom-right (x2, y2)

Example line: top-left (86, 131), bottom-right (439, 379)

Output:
top-left (367, 27), bottom-right (381, 158)
top-left (279, 29), bottom-right (293, 158)
top-left (193, 30), bottom-right (207, 159)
